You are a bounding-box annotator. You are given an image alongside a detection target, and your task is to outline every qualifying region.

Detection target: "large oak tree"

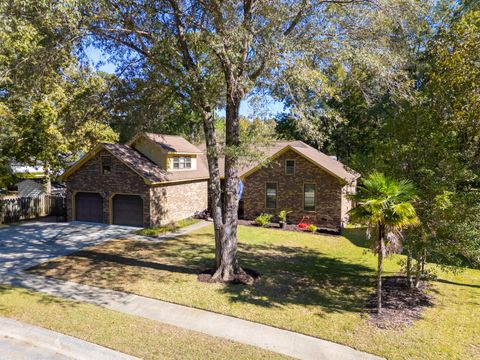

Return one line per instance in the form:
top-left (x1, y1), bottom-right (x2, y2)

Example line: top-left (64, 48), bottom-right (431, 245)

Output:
top-left (82, 0), bottom-right (424, 281)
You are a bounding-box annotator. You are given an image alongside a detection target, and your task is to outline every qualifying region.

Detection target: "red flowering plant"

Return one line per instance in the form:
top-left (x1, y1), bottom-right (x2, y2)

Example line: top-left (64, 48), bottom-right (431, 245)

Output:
top-left (297, 216), bottom-right (311, 229)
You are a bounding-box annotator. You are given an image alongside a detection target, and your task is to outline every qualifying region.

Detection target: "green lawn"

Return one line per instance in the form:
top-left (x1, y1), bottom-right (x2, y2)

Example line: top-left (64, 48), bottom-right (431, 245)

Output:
top-left (31, 225), bottom-right (480, 360)
top-left (0, 285), bottom-right (288, 359)
top-left (135, 217), bottom-right (199, 236)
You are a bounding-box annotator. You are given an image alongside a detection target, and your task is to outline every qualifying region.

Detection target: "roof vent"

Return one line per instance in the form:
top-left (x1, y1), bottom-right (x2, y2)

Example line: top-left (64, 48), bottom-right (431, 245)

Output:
top-left (329, 155), bottom-right (338, 161)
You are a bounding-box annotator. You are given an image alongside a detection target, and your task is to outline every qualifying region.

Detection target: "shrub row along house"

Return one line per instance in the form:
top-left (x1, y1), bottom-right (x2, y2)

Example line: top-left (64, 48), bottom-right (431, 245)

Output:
top-left (61, 133), bottom-right (359, 230)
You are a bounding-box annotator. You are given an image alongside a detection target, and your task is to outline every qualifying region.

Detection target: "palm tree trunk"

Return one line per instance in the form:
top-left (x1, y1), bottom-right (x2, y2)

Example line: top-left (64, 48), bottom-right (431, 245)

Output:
top-left (377, 224), bottom-right (385, 314)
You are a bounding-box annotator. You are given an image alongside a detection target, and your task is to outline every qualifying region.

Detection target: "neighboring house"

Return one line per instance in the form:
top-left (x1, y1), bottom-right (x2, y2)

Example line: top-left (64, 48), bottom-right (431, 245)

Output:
top-left (60, 133), bottom-right (209, 227)
top-left (198, 140), bottom-right (360, 231)
top-left (16, 179), bottom-right (44, 198)
top-left (9, 163), bottom-right (45, 178)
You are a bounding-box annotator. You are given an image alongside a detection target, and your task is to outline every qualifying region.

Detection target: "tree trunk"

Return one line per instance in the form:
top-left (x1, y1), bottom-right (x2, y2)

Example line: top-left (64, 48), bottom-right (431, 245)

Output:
top-left (211, 78), bottom-right (245, 281)
top-left (201, 108), bottom-right (224, 268)
top-left (414, 252), bottom-right (422, 288)
top-left (43, 164), bottom-right (51, 195)
top-left (377, 224), bottom-right (385, 314)
top-left (406, 248), bottom-right (413, 288)
top-left (421, 248), bottom-right (426, 274)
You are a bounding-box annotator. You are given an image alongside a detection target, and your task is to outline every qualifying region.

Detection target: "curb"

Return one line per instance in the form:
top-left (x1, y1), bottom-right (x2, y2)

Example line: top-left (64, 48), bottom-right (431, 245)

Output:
top-left (0, 317), bottom-right (139, 360)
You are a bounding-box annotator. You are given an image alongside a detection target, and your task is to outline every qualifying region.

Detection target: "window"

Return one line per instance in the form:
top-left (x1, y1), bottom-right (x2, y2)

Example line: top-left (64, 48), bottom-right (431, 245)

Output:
top-left (304, 183), bottom-right (316, 211)
top-left (265, 182), bottom-right (277, 209)
top-left (173, 156), bottom-right (192, 169)
top-left (101, 156), bottom-right (112, 175)
top-left (285, 159), bottom-right (295, 175)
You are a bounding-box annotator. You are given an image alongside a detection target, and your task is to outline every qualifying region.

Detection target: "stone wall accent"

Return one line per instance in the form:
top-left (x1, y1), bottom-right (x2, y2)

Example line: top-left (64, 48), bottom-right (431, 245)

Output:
top-left (150, 180), bottom-right (208, 226)
top-left (66, 149), bottom-right (151, 226)
top-left (243, 149), bottom-right (344, 230)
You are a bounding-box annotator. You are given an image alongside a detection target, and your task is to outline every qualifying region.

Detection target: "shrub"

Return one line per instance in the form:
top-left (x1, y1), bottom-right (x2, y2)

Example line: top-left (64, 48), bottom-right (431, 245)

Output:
top-left (255, 213), bottom-right (273, 227)
top-left (307, 224), bottom-right (318, 233)
top-left (278, 210), bottom-right (292, 222)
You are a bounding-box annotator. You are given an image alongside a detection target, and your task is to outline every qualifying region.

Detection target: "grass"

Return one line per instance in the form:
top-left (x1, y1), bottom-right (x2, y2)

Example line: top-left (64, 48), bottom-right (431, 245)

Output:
top-left (135, 217), bottom-right (199, 236)
top-left (31, 225), bottom-right (480, 360)
top-left (0, 285), bottom-right (288, 359)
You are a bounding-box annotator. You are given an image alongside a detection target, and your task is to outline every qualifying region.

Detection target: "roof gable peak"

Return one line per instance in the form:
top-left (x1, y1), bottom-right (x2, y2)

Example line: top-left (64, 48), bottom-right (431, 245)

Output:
top-left (128, 132), bottom-right (202, 154)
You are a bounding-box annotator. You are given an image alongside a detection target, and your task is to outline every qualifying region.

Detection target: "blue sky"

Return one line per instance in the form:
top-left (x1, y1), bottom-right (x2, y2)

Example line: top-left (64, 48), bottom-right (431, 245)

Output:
top-left (86, 46), bottom-right (285, 119)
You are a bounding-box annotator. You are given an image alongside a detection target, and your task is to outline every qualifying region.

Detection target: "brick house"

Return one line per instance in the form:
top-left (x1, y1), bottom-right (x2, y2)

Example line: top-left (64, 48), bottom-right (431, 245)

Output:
top-left (199, 140), bottom-right (360, 231)
top-left (61, 133), bottom-right (209, 227)
top-left (62, 133), bottom-right (359, 230)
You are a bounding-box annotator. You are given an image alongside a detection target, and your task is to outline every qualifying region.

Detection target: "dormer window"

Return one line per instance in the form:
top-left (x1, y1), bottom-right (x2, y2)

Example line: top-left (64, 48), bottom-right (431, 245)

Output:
top-left (173, 156), bottom-right (192, 169)
top-left (101, 156), bottom-right (112, 175)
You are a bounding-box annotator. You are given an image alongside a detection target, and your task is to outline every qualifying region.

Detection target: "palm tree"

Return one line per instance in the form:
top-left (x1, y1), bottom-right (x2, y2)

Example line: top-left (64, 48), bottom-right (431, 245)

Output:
top-left (349, 172), bottom-right (419, 314)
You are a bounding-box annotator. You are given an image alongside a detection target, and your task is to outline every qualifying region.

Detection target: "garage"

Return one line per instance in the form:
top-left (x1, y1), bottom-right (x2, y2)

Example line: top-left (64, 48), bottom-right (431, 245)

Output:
top-left (112, 194), bottom-right (144, 227)
top-left (75, 192), bottom-right (103, 223)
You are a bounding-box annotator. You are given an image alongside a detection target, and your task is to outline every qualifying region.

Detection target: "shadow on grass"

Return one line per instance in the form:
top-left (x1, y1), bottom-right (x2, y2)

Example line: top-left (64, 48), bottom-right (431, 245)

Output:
top-left (31, 230), bottom-right (376, 315)
top-left (434, 278), bottom-right (480, 289)
top-left (224, 241), bottom-right (375, 313)
top-left (0, 283), bottom-right (79, 310)
top-left (72, 250), bottom-right (200, 275)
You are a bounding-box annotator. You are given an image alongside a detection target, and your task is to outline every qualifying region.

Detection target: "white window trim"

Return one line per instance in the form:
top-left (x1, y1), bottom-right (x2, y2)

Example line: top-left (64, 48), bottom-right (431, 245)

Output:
top-left (172, 156), bottom-right (192, 170)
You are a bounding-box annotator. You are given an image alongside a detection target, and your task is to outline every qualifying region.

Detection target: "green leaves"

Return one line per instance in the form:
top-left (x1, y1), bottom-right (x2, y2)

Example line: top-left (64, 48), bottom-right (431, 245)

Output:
top-left (349, 172), bottom-right (419, 255)
top-left (0, 0), bottom-right (118, 176)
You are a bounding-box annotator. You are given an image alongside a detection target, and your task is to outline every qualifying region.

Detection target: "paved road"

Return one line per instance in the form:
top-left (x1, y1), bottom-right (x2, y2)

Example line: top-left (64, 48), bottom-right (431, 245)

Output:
top-left (0, 317), bottom-right (138, 360)
top-left (0, 335), bottom-right (71, 360)
top-left (0, 221), bottom-right (137, 278)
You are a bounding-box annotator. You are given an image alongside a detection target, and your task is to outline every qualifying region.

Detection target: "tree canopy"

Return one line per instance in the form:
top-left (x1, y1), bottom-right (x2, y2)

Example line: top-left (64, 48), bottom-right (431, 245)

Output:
top-left (1, 0), bottom-right (478, 272)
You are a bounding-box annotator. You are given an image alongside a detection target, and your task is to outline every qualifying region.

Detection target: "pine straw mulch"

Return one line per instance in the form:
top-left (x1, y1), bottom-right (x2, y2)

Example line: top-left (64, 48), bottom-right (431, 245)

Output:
top-left (365, 276), bottom-right (434, 329)
top-left (237, 219), bottom-right (340, 235)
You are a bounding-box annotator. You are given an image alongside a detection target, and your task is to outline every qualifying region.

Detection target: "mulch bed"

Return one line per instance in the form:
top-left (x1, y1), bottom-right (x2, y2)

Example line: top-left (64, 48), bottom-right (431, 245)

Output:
top-left (365, 276), bottom-right (433, 329)
top-left (237, 219), bottom-right (340, 235)
top-left (198, 268), bottom-right (261, 285)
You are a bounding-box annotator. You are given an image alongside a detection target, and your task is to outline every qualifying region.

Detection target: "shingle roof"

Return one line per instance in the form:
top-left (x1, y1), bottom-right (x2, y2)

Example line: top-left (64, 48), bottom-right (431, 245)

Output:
top-left (197, 140), bottom-right (360, 183)
top-left (144, 133), bottom-right (203, 154)
top-left (102, 143), bottom-right (209, 183)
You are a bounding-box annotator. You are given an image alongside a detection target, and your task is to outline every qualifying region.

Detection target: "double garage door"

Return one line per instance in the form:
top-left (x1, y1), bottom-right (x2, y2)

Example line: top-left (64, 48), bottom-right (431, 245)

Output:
top-left (75, 192), bottom-right (143, 227)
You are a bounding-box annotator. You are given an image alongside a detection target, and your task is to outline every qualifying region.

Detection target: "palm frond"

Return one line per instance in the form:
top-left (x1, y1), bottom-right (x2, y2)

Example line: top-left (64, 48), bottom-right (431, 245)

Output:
top-left (349, 172), bottom-right (419, 256)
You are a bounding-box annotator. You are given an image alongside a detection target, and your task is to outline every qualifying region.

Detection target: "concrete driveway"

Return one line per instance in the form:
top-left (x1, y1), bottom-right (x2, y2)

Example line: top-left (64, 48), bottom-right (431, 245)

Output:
top-left (0, 221), bottom-right (138, 278)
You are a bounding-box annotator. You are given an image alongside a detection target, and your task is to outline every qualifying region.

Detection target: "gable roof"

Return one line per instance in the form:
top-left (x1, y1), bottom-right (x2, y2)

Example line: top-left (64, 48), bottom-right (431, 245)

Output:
top-left (129, 133), bottom-right (203, 154)
top-left (61, 143), bottom-right (209, 184)
top-left (197, 140), bottom-right (360, 183)
top-left (16, 179), bottom-right (44, 198)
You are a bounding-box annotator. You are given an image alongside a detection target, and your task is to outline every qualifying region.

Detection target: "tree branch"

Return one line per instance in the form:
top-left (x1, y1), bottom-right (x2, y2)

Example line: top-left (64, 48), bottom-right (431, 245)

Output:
top-left (167, 0), bottom-right (197, 71)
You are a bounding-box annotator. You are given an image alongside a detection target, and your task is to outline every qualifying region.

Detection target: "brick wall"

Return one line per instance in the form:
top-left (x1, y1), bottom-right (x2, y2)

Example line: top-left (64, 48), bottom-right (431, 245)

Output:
top-left (341, 183), bottom-right (357, 226)
top-left (150, 180), bottom-right (208, 226)
top-left (66, 149), bottom-right (151, 226)
top-left (243, 149), bottom-right (344, 230)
